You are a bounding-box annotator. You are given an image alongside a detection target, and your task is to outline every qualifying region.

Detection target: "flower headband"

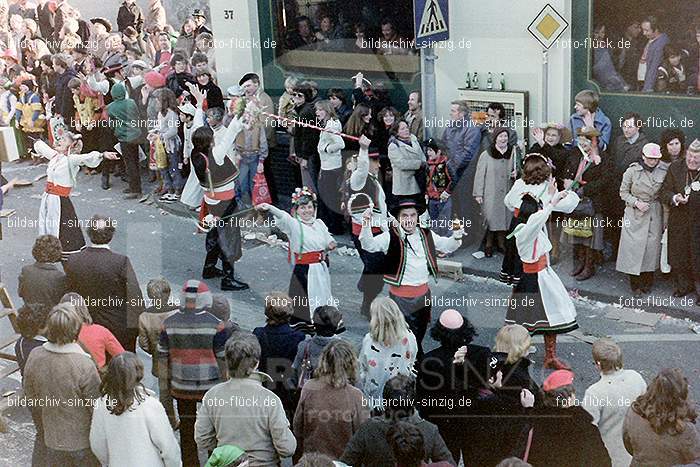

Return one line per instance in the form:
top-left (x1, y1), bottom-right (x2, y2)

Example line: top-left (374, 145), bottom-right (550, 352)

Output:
top-left (291, 186), bottom-right (317, 206)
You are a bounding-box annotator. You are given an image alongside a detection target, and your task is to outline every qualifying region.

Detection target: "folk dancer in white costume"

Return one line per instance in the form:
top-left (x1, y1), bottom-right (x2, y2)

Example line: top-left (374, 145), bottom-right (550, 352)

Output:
top-left (256, 187), bottom-right (336, 332)
top-left (34, 135), bottom-right (119, 258)
top-left (506, 178), bottom-right (580, 370)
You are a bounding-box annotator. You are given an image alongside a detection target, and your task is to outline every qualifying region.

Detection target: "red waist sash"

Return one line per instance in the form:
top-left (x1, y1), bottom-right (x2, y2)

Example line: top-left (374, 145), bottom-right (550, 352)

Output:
top-left (523, 255), bottom-right (548, 273)
top-left (389, 283), bottom-right (429, 298)
top-left (289, 250), bottom-right (325, 265)
top-left (45, 182), bottom-right (71, 197)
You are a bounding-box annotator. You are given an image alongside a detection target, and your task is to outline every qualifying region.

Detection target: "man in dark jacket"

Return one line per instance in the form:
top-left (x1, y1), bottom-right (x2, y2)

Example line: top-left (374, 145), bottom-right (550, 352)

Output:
top-left (609, 112), bottom-right (649, 255)
top-left (441, 100), bottom-right (482, 245)
top-left (64, 214), bottom-right (145, 351)
top-left (36, 0), bottom-right (55, 40)
top-left (341, 375), bottom-right (455, 467)
top-left (117, 0), bottom-right (144, 34)
top-left (166, 52), bottom-right (195, 99)
top-left (51, 55), bottom-right (77, 125)
top-left (525, 370), bottom-right (612, 467)
top-left (611, 112), bottom-right (649, 173)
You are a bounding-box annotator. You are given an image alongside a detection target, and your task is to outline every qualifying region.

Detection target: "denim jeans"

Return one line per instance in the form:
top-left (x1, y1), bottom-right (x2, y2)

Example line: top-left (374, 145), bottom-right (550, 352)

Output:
top-left (428, 197), bottom-right (453, 237)
top-left (160, 151), bottom-right (184, 193)
top-left (236, 153), bottom-right (260, 204)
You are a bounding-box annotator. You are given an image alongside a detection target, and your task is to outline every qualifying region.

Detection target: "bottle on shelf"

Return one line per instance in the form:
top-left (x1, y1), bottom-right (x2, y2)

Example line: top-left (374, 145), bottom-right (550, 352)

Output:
top-left (471, 72), bottom-right (479, 89)
top-left (487, 72), bottom-right (493, 90)
top-left (500, 73), bottom-right (506, 91)
top-left (465, 72), bottom-right (471, 89)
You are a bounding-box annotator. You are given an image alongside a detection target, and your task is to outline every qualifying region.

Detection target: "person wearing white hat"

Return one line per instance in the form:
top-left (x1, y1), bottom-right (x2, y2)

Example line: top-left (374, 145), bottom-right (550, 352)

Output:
top-left (661, 138), bottom-right (700, 300)
top-left (616, 142), bottom-right (669, 294)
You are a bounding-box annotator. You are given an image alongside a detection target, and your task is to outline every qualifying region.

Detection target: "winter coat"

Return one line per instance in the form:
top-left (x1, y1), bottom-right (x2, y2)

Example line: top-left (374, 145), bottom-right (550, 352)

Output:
top-left (582, 369), bottom-right (647, 467)
top-left (54, 68), bottom-right (77, 119)
top-left (165, 71), bottom-right (195, 99)
top-left (340, 412), bottom-right (455, 467)
top-left (358, 331), bottom-right (417, 411)
top-left (23, 342), bottom-right (101, 451)
top-left (293, 379), bottom-right (370, 459)
top-left (611, 132), bottom-right (650, 174)
top-left (639, 33), bottom-right (670, 92)
top-left (623, 407), bottom-right (700, 467)
top-left (174, 33), bottom-right (195, 57)
top-left (473, 147), bottom-right (516, 231)
top-left (563, 147), bottom-right (616, 216)
top-left (197, 80), bottom-right (224, 110)
top-left (195, 373), bottom-right (297, 466)
top-left (17, 262), bottom-right (67, 308)
top-left (317, 118), bottom-right (345, 170)
top-left (660, 159), bottom-right (700, 275)
top-left (527, 405), bottom-right (612, 466)
top-left (388, 134), bottom-right (426, 196)
top-left (616, 162), bottom-right (669, 275)
top-left (117, 1), bottom-right (144, 33)
top-left (107, 83), bottom-right (143, 144)
top-left (90, 390), bottom-right (181, 467)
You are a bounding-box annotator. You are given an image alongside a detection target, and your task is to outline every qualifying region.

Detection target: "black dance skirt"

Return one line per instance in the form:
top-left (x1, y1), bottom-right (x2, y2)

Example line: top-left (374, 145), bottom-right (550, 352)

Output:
top-left (505, 271), bottom-right (579, 335)
top-left (59, 197), bottom-right (86, 258)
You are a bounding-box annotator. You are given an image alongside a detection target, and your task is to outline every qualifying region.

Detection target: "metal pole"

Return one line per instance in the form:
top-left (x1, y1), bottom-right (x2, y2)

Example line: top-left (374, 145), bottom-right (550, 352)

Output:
top-left (422, 47), bottom-right (437, 139)
top-left (542, 49), bottom-right (548, 123)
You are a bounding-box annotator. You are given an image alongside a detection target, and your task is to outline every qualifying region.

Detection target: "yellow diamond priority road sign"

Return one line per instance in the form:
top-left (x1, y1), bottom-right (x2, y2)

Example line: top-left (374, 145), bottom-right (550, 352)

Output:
top-left (527, 4), bottom-right (569, 50)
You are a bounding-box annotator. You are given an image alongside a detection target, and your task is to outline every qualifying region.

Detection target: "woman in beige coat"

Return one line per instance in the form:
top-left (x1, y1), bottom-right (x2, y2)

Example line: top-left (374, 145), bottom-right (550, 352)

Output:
top-left (616, 143), bottom-right (669, 294)
top-left (473, 127), bottom-right (516, 256)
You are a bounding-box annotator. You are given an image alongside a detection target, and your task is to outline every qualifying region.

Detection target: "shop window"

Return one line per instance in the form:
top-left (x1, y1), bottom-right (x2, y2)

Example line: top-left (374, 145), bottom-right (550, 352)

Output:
top-left (590, 0), bottom-right (700, 96)
top-left (270, 0), bottom-right (420, 76)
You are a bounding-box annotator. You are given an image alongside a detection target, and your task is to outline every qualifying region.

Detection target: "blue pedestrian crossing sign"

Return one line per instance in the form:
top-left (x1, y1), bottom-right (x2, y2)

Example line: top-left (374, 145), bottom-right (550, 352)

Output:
top-left (414, 0), bottom-right (449, 47)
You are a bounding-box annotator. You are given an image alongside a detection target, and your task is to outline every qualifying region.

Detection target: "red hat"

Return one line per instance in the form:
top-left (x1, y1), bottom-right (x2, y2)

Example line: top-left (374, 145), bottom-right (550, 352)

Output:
top-left (144, 70), bottom-right (166, 89)
top-left (543, 370), bottom-right (575, 391)
top-left (1, 49), bottom-right (18, 63)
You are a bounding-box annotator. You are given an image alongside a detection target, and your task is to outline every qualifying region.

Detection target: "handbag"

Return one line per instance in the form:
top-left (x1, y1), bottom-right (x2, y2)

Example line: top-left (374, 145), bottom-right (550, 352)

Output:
top-left (154, 138), bottom-right (168, 170)
top-left (252, 165), bottom-right (272, 205)
top-left (563, 217), bottom-right (593, 238)
top-left (297, 341), bottom-right (313, 390)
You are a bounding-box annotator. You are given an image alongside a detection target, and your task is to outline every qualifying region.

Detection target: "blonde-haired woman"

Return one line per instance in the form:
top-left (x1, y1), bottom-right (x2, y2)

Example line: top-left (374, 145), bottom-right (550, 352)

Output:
top-left (476, 324), bottom-right (540, 466)
top-left (316, 99), bottom-right (346, 234)
top-left (358, 296), bottom-right (417, 412)
top-left (293, 339), bottom-right (370, 460)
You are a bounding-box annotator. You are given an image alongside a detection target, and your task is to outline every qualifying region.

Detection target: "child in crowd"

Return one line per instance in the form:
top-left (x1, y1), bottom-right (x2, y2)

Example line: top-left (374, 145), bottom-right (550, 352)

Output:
top-left (14, 303), bottom-right (51, 375)
top-left (138, 277), bottom-right (179, 428)
top-left (210, 293), bottom-right (241, 339)
top-left (583, 338), bottom-right (647, 467)
top-left (656, 45), bottom-right (688, 93)
top-left (150, 88), bottom-right (183, 202)
top-left (425, 139), bottom-right (454, 238)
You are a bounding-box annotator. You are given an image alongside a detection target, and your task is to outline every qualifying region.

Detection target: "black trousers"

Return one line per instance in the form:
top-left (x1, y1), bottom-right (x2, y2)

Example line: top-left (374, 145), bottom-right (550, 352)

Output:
top-left (351, 233), bottom-right (385, 316)
top-left (175, 398), bottom-right (199, 467)
top-left (204, 226), bottom-right (234, 277)
top-left (121, 141), bottom-right (142, 194)
top-left (390, 290), bottom-right (431, 360)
